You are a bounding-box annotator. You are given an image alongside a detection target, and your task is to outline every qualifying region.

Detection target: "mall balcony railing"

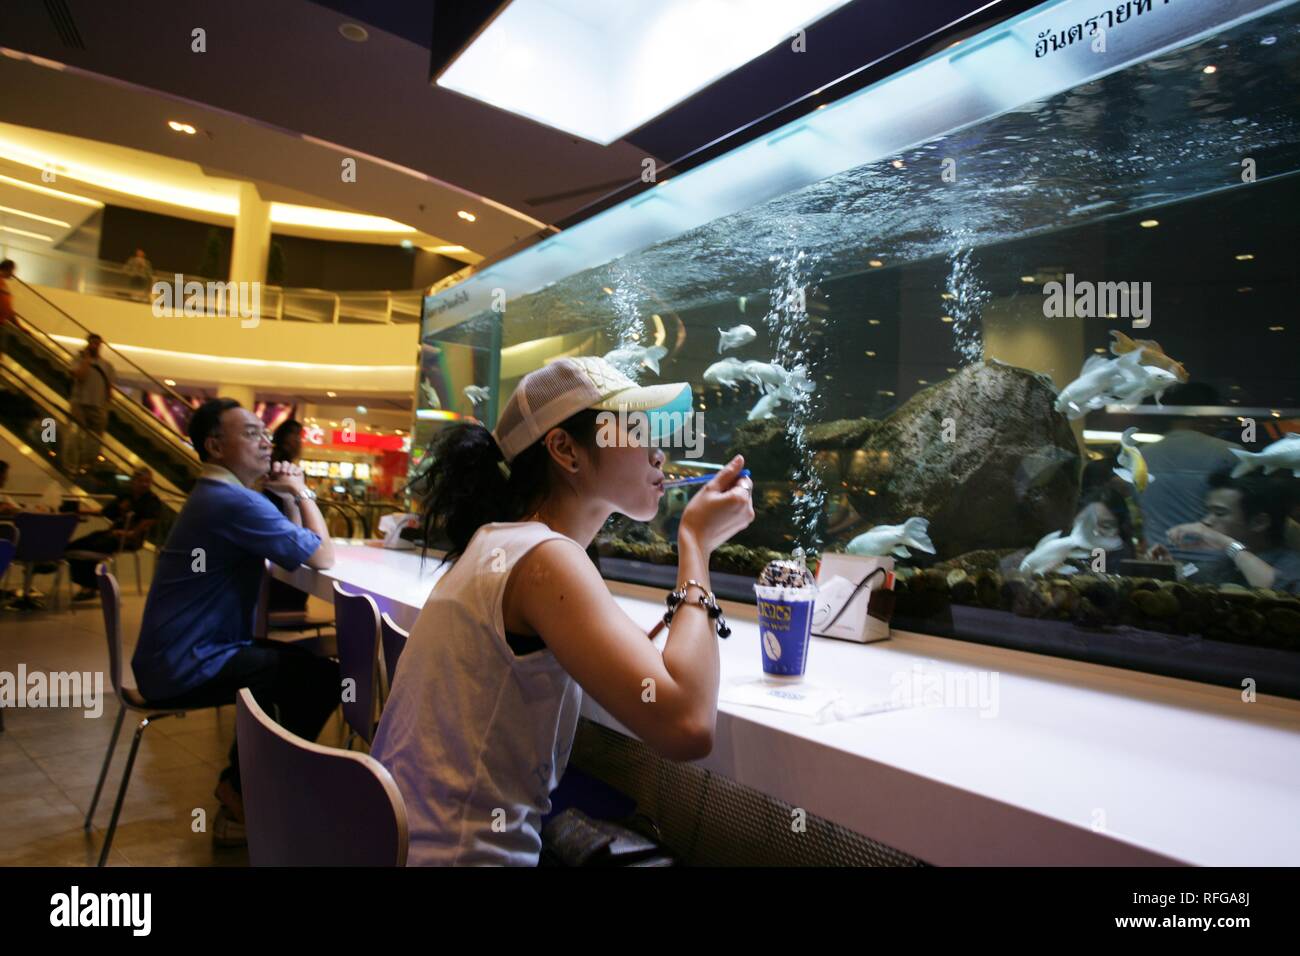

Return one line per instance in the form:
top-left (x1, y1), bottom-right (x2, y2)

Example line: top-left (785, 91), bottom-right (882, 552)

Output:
top-left (2, 243), bottom-right (425, 324)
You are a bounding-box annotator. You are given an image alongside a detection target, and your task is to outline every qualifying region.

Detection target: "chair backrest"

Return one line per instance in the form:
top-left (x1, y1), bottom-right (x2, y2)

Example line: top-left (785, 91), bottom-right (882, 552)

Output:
top-left (95, 565), bottom-right (129, 705)
top-left (251, 559), bottom-right (272, 641)
top-left (379, 612), bottom-right (409, 695)
top-left (0, 521), bottom-right (17, 579)
top-left (332, 582), bottom-right (381, 744)
top-left (235, 688), bottom-right (408, 866)
top-left (12, 512), bottom-right (79, 562)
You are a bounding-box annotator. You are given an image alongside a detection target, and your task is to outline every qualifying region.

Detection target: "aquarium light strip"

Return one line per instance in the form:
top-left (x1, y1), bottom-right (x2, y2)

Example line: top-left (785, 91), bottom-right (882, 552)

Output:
top-left (1083, 430), bottom-right (1163, 443)
top-left (424, 0), bottom-right (1295, 329)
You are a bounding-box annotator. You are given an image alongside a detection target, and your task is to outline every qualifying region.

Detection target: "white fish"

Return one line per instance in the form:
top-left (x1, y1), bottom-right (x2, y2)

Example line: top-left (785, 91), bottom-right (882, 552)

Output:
top-left (1229, 433), bottom-right (1300, 478)
top-left (463, 385), bottom-right (490, 405)
top-left (1018, 509), bottom-right (1122, 576)
top-left (747, 391), bottom-right (784, 421)
top-left (1114, 426), bottom-right (1154, 491)
top-left (603, 344), bottom-right (668, 376)
top-left (845, 517), bottom-right (935, 558)
top-left (703, 357), bottom-right (749, 390)
top-left (1104, 362), bottom-right (1180, 408)
top-left (718, 324), bottom-right (757, 353)
top-left (778, 364), bottom-right (816, 400)
top-left (419, 380), bottom-right (441, 410)
top-left (1054, 351), bottom-right (1142, 419)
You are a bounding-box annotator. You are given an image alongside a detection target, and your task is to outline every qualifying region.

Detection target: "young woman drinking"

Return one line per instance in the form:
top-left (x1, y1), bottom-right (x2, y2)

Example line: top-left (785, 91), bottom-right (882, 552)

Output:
top-left (370, 357), bottom-right (755, 866)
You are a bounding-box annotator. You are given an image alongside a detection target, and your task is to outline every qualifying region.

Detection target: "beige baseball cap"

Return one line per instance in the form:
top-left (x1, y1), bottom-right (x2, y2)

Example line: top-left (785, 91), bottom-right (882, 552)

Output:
top-left (493, 356), bottom-right (693, 463)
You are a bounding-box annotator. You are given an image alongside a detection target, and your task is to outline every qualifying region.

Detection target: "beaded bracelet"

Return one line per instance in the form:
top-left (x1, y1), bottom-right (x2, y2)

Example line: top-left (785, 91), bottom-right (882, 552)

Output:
top-left (662, 579), bottom-right (731, 639)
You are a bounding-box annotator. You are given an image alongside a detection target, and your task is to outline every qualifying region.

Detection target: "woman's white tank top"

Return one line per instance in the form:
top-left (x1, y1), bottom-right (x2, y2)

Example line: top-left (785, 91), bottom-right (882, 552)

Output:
top-left (370, 521), bottom-right (585, 866)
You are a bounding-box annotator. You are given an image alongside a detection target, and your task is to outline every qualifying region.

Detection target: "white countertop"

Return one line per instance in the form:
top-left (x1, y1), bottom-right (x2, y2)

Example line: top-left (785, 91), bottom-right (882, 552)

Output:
top-left (274, 540), bottom-right (1300, 866)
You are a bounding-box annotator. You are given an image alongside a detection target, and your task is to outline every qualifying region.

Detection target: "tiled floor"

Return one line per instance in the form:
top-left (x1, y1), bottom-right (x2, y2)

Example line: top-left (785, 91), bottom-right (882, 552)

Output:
top-left (0, 563), bottom-right (342, 866)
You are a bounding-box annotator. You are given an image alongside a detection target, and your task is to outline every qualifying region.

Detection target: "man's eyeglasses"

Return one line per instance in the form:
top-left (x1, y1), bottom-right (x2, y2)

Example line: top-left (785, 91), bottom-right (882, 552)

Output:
top-left (236, 426), bottom-right (274, 443)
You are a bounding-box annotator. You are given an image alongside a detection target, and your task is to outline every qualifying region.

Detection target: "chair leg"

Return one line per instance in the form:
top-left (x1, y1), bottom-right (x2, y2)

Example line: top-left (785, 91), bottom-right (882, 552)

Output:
top-left (85, 705), bottom-right (126, 829)
top-left (96, 713), bottom-right (176, 867)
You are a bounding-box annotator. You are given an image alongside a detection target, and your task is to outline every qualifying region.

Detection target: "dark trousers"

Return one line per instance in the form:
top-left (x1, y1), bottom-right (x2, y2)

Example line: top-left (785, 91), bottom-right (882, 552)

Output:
top-left (68, 531), bottom-right (132, 588)
top-left (148, 640), bottom-right (340, 793)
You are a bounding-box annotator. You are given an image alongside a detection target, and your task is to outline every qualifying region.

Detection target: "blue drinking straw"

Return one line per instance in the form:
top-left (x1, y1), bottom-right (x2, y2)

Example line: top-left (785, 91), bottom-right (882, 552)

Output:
top-left (663, 469), bottom-right (751, 488)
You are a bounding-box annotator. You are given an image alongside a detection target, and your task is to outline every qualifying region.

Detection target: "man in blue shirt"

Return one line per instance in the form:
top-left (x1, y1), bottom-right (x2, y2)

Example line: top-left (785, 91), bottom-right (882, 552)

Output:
top-left (132, 398), bottom-right (339, 846)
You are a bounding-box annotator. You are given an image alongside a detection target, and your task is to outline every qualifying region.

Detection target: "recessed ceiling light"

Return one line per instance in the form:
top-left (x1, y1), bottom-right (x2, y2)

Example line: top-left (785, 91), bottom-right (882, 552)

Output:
top-left (457, 210), bottom-right (477, 222)
top-left (1140, 219), bottom-right (1159, 228)
top-left (163, 378), bottom-right (176, 386)
top-left (356, 405), bottom-right (368, 414)
top-left (326, 391), bottom-right (337, 398)
top-left (435, 0), bottom-right (855, 145)
top-left (167, 120), bottom-right (197, 135)
top-left (339, 23), bottom-right (369, 43)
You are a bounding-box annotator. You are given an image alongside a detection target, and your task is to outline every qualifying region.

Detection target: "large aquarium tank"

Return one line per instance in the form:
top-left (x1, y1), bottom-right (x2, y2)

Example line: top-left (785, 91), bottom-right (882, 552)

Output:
top-left (418, 0), bottom-right (1300, 696)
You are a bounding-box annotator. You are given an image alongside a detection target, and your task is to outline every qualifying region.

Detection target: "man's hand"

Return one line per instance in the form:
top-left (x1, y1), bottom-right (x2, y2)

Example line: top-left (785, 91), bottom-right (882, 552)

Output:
top-left (264, 460), bottom-right (308, 498)
top-left (1165, 522), bottom-right (1234, 552)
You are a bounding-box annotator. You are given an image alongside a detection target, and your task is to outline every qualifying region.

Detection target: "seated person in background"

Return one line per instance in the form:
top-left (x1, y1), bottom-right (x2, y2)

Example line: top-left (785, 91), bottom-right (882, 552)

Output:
top-left (1161, 469), bottom-right (1300, 594)
top-left (1138, 384), bottom-right (1241, 564)
top-left (68, 466), bottom-right (161, 600)
top-left (262, 418), bottom-right (309, 614)
top-left (131, 398), bottom-right (339, 847)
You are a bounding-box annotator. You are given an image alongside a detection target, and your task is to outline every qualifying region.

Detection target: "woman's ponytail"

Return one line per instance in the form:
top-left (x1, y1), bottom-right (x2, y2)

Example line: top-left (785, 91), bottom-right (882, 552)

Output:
top-left (413, 422), bottom-right (511, 560)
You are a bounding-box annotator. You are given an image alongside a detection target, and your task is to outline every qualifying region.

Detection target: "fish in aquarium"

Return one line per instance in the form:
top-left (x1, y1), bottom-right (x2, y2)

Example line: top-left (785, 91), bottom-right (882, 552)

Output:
top-left (419, 380), bottom-right (441, 410)
top-left (845, 517), bottom-right (935, 558)
top-left (747, 390), bottom-right (785, 421)
top-left (742, 361), bottom-right (815, 397)
top-left (602, 344), bottom-right (668, 376)
top-left (1110, 331), bottom-right (1189, 383)
top-left (1018, 510), bottom-right (1121, 577)
top-left (1114, 427), bottom-right (1155, 492)
top-left (463, 385), bottom-right (490, 405)
top-left (717, 323), bottom-right (757, 353)
top-left (702, 357), bottom-right (750, 390)
top-left (1103, 362), bottom-right (1180, 409)
top-left (1054, 351), bottom-right (1144, 419)
top-left (1230, 433), bottom-right (1300, 478)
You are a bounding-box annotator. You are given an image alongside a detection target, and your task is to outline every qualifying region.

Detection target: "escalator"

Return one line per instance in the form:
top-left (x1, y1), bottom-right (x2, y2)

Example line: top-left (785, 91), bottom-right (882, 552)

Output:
top-left (1, 278), bottom-right (200, 509)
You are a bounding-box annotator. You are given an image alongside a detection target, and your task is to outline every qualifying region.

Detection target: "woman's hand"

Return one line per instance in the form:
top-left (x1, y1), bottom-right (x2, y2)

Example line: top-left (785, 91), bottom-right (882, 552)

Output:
top-left (678, 455), bottom-right (755, 554)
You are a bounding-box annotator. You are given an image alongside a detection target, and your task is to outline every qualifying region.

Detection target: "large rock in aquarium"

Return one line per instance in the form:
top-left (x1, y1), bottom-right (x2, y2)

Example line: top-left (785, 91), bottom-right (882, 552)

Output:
top-left (846, 362), bottom-right (1078, 558)
top-left (728, 361), bottom-right (1078, 558)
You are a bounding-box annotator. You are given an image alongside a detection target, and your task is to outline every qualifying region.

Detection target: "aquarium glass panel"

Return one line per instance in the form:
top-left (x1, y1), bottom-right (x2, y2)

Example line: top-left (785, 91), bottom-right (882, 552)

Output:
top-left (420, 0), bottom-right (1300, 696)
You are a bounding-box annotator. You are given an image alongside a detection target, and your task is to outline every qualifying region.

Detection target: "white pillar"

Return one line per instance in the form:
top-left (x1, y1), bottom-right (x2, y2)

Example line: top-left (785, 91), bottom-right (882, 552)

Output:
top-left (230, 182), bottom-right (271, 285)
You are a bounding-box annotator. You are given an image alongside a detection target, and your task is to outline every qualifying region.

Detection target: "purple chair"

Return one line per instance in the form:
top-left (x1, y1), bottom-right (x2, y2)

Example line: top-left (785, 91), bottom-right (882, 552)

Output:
top-left (8, 511), bottom-right (79, 610)
top-left (379, 612), bottom-right (408, 701)
top-left (235, 687), bottom-right (407, 865)
top-left (253, 560), bottom-right (336, 658)
top-left (332, 582), bottom-right (381, 748)
top-left (87, 565), bottom-right (222, 866)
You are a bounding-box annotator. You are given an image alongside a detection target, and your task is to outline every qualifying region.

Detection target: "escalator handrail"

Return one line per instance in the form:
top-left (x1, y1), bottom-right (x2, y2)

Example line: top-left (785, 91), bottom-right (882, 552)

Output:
top-left (9, 303), bottom-right (200, 469)
top-left (14, 276), bottom-right (194, 410)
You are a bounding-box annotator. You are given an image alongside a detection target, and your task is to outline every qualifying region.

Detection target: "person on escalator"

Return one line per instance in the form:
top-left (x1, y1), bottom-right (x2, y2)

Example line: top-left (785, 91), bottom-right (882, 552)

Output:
top-left (0, 259), bottom-right (23, 363)
top-left (66, 333), bottom-right (115, 473)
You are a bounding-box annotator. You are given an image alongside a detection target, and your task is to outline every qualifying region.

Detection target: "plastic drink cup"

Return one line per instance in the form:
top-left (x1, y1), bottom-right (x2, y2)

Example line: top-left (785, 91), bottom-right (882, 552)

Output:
top-left (754, 583), bottom-right (818, 678)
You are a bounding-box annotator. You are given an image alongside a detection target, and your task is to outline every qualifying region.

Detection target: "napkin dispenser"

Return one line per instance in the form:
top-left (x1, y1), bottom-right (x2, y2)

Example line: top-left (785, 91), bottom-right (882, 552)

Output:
top-left (812, 553), bottom-right (896, 643)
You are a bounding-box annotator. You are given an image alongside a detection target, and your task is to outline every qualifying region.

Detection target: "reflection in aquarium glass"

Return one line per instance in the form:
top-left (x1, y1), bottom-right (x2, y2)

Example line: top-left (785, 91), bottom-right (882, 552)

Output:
top-left (418, 1), bottom-right (1300, 696)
